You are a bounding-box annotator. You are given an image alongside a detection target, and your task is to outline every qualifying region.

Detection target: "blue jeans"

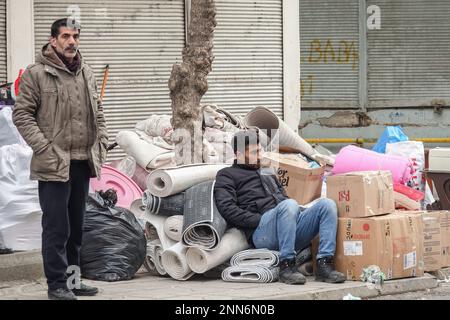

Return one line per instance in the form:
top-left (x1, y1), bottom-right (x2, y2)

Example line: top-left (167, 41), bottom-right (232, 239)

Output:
top-left (252, 198), bottom-right (338, 261)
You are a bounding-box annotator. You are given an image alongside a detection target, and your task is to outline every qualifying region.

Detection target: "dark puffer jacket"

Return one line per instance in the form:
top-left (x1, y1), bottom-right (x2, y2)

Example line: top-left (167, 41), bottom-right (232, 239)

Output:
top-left (214, 163), bottom-right (289, 242)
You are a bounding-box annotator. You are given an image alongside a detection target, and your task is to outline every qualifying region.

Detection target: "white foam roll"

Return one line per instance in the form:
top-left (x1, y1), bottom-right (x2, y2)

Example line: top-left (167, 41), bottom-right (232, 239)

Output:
top-left (116, 130), bottom-right (175, 170)
top-left (129, 197), bottom-right (176, 250)
top-left (164, 215), bottom-right (183, 242)
top-left (146, 164), bottom-right (229, 197)
top-left (186, 228), bottom-right (250, 274)
top-left (161, 242), bottom-right (195, 281)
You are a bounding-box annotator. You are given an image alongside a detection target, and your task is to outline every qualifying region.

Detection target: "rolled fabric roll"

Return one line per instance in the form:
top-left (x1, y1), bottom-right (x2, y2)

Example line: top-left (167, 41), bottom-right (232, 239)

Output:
top-left (164, 215), bottom-right (183, 242)
top-left (129, 197), bottom-right (176, 250)
top-left (142, 190), bottom-right (185, 217)
top-left (143, 239), bottom-right (167, 276)
top-left (221, 265), bottom-right (279, 283)
top-left (161, 242), bottom-right (194, 281)
top-left (230, 249), bottom-right (279, 268)
top-left (186, 228), bottom-right (249, 274)
top-left (147, 164), bottom-right (228, 197)
top-left (116, 130), bottom-right (175, 170)
top-left (182, 181), bottom-right (228, 250)
top-left (244, 106), bottom-right (316, 156)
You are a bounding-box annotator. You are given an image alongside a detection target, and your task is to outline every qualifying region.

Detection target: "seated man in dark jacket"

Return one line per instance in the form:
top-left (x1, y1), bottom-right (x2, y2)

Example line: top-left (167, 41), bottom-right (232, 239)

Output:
top-left (214, 130), bottom-right (345, 285)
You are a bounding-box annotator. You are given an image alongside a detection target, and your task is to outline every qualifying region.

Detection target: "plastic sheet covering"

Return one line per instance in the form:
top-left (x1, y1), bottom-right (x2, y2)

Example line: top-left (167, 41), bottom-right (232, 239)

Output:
top-left (0, 144), bottom-right (42, 251)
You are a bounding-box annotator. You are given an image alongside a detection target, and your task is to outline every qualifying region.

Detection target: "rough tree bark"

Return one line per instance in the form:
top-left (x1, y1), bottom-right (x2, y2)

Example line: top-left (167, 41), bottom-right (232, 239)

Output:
top-left (169, 0), bottom-right (216, 165)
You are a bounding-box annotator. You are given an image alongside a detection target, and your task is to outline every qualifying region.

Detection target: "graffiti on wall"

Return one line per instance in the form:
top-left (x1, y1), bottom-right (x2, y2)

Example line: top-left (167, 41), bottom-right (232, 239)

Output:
top-left (301, 39), bottom-right (359, 100)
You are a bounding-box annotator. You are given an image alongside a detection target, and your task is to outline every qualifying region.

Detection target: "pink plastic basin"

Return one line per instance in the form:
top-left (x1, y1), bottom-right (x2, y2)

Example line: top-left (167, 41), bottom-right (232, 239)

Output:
top-left (90, 165), bottom-right (143, 209)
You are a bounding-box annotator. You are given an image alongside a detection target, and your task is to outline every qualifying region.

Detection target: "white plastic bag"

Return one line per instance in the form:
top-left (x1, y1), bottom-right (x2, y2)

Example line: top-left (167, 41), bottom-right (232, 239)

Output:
top-left (386, 141), bottom-right (425, 192)
top-left (0, 107), bottom-right (26, 147)
top-left (0, 144), bottom-right (42, 250)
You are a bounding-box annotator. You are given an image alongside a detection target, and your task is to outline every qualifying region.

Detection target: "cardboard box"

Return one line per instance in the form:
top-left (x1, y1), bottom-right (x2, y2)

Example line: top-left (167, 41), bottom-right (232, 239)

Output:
top-left (395, 211), bottom-right (442, 271)
top-left (439, 211), bottom-right (450, 268)
top-left (262, 152), bottom-right (324, 205)
top-left (327, 171), bottom-right (395, 218)
top-left (333, 214), bottom-right (424, 281)
top-left (422, 212), bottom-right (444, 271)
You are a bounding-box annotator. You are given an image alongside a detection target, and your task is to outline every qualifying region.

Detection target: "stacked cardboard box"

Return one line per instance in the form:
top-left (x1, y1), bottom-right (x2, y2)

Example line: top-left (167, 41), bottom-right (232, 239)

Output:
top-left (324, 171), bottom-right (425, 280)
top-left (395, 210), bottom-right (450, 271)
top-left (327, 171), bottom-right (395, 218)
top-left (441, 211), bottom-right (450, 268)
top-left (332, 214), bottom-right (424, 280)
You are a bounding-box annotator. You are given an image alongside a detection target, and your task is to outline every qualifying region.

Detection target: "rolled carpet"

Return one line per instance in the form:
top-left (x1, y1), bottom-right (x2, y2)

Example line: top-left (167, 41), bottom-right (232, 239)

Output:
top-left (116, 130), bottom-right (175, 170)
top-left (182, 181), bottom-right (227, 250)
top-left (221, 266), bottom-right (279, 283)
top-left (143, 239), bottom-right (167, 276)
top-left (230, 249), bottom-right (279, 268)
top-left (186, 228), bottom-right (249, 274)
top-left (147, 164), bottom-right (228, 197)
top-left (164, 215), bottom-right (183, 242)
top-left (142, 190), bottom-right (185, 217)
top-left (161, 242), bottom-right (195, 281)
top-left (129, 198), bottom-right (176, 250)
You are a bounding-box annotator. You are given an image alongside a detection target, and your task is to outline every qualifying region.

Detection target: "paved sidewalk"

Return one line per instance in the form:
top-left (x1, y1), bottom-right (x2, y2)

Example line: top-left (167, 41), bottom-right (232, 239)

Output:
top-left (0, 270), bottom-right (439, 300)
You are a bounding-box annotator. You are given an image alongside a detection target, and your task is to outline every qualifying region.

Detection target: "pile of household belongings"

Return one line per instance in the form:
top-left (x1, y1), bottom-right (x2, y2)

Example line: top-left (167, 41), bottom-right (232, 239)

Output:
top-left (108, 104), bottom-right (444, 282)
top-left (111, 105), bottom-right (246, 192)
top-left (0, 105), bottom-right (43, 253)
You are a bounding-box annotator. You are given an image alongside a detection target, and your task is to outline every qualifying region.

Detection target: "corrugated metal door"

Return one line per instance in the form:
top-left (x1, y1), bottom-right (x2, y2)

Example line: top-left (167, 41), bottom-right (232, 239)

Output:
top-left (0, 0), bottom-right (6, 84)
top-left (34, 0), bottom-right (185, 159)
top-left (203, 0), bottom-right (283, 117)
top-left (299, 0), bottom-right (360, 109)
top-left (367, 0), bottom-right (450, 108)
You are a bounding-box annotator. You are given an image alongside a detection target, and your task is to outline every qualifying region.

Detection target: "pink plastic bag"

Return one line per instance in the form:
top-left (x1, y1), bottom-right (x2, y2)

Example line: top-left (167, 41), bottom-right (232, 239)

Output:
top-left (332, 145), bottom-right (413, 184)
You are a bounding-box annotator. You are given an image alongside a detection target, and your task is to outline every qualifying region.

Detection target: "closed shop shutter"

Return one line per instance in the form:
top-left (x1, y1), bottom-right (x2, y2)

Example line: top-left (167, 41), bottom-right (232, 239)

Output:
top-left (0, 0), bottom-right (7, 84)
top-left (34, 0), bottom-right (284, 160)
top-left (203, 0), bottom-right (283, 117)
top-left (34, 0), bottom-right (185, 160)
top-left (367, 0), bottom-right (450, 108)
top-left (299, 0), bottom-right (360, 109)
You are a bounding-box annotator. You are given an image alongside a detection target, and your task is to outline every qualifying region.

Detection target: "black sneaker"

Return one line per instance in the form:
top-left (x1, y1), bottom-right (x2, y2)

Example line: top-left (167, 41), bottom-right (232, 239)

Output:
top-left (279, 259), bottom-right (307, 285)
top-left (48, 288), bottom-right (77, 300)
top-left (315, 256), bottom-right (346, 283)
top-left (72, 282), bottom-right (99, 296)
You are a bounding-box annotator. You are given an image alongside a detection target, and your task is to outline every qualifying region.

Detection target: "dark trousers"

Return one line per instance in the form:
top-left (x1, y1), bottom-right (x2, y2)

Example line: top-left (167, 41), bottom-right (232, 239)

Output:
top-left (38, 161), bottom-right (90, 291)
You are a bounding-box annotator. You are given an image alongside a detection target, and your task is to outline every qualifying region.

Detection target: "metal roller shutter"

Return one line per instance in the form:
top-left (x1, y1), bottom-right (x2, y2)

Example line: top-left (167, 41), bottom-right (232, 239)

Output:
top-left (367, 0), bottom-right (450, 108)
top-left (299, 0), bottom-right (360, 109)
top-left (0, 0), bottom-right (6, 84)
top-left (34, 0), bottom-right (185, 160)
top-left (203, 0), bottom-right (283, 117)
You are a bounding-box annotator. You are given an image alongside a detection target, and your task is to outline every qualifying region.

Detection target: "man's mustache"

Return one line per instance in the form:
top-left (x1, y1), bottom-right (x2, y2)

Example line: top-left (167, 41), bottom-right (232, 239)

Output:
top-left (65, 46), bottom-right (78, 52)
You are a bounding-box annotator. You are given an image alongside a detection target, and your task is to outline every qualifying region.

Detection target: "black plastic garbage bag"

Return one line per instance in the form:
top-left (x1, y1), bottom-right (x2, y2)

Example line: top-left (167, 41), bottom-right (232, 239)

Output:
top-left (80, 190), bottom-right (146, 282)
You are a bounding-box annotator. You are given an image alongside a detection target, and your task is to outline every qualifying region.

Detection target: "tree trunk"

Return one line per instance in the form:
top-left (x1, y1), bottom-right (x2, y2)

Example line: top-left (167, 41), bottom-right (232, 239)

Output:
top-left (169, 0), bottom-right (216, 165)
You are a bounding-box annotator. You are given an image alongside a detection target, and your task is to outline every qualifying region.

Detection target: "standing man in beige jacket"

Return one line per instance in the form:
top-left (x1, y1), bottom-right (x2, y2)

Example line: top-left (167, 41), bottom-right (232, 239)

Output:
top-left (13, 18), bottom-right (108, 300)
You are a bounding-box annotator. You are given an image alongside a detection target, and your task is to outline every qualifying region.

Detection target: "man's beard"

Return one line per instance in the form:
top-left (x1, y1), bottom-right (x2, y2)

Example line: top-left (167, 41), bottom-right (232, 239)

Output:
top-left (245, 160), bottom-right (261, 169)
top-left (64, 46), bottom-right (78, 56)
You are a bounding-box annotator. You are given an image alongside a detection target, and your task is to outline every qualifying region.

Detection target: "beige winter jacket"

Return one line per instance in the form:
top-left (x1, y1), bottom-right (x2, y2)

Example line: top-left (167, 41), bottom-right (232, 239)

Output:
top-left (13, 43), bottom-right (108, 182)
